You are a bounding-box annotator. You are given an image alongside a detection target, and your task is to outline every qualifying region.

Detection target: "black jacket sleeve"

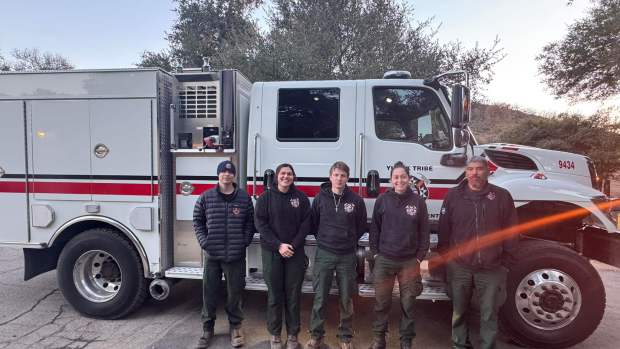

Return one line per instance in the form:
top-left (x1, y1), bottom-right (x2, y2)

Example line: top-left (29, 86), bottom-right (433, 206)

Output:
top-left (369, 195), bottom-right (383, 255)
top-left (501, 190), bottom-right (519, 266)
top-left (416, 197), bottom-right (431, 261)
top-left (356, 196), bottom-right (368, 240)
top-left (193, 193), bottom-right (208, 250)
top-left (244, 197), bottom-right (256, 247)
top-left (292, 194), bottom-right (312, 250)
top-left (437, 191), bottom-right (452, 256)
top-left (311, 195), bottom-right (321, 237)
top-left (255, 192), bottom-right (281, 251)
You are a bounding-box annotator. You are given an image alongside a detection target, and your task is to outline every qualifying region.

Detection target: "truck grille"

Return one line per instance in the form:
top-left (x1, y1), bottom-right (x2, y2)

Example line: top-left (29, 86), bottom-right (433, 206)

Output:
top-left (485, 149), bottom-right (537, 170)
top-left (178, 83), bottom-right (218, 118)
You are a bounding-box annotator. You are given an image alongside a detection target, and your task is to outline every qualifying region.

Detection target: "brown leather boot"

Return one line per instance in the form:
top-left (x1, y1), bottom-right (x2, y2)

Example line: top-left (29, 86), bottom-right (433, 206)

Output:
top-left (368, 336), bottom-right (386, 349)
top-left (195, 329), bottom-right (214, 349)
top-left (286, 334), bottom-right (300, 349)
top-left (230, 327), bottom-right (245, 347)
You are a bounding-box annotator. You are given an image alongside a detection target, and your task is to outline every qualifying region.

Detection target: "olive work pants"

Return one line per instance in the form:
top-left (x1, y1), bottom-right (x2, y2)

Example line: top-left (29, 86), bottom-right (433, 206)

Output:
top-left (309, 247), bottom-right (357, 342)
top-left (372, 255), bottom-right (423, 343)
top-left (262, 247), bottom-right (307, 337)
top-left (201, 254), bottom-right (245, 331)
top-left (447, 262), bottom-right (507, 349)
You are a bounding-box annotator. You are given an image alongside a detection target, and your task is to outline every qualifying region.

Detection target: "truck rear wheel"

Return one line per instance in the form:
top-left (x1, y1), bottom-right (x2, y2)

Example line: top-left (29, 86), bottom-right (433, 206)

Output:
top-left (500, 240), bottom-right (605, 348)
top-left (57, 228), bottom-right (147, 319)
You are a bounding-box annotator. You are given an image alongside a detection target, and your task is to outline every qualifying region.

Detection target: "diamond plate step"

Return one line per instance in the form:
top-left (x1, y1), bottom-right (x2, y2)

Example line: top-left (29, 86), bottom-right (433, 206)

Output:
top-left (164, 267), bottom-right (449, 300)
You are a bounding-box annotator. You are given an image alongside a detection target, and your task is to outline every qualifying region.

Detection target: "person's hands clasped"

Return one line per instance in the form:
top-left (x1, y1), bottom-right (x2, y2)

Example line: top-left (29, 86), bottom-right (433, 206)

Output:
top-left (278, 243), bottom-right (295, 258)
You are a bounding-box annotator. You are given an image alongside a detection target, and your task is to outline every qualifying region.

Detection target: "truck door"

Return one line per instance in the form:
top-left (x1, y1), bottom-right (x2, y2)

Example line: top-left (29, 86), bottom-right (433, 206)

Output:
top-left (89, 99), bottom-right (153, 202)
top-left (30, 100), bottom-right (92, 201)
top-left (0, 101), bottom-right (29, 243)
top-left (363, 83), bottom-right (463, 221)
top-left (257, 81), bottom-right (358, 195)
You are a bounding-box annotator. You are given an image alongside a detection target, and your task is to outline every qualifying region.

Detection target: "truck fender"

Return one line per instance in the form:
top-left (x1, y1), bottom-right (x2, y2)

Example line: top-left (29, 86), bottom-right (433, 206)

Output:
top-left (24, 216), bottom-right (151, 281)
top-left (490, 175), bottom-right (615, 232)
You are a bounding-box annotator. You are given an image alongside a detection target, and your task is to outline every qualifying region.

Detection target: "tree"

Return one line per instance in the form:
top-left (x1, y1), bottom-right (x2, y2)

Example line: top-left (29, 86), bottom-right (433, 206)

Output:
top-left (255, 0), bottom-right (503, 93)
top-left (139, 0), bottom-right (263, 78)
top-left (537, 0), bottom-right (620, 102)
top-left (0, 52), bottom-right (9, 71)
top-left (500, 109), bottom-right (620, 179)
top-left (136, 50), bottom-right (174, 71)
top-left (10, 48), bottom-right (73, 71)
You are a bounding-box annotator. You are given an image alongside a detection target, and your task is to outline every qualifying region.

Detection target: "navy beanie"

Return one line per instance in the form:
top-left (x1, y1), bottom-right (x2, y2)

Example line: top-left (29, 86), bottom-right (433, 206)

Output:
top-left (217, 160), bottom-right (236, 175)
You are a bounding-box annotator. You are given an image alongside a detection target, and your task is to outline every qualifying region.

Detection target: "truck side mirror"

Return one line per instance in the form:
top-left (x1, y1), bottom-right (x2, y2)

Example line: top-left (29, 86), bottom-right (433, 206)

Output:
top-left (454, 129), bottom-right (471, 148)
top-left (263, 169), bottom-right (275, 191)
top-left (366, 170), bottom-right (381, 198)
top-left (451, 84), bottom-right (471, 128)
top-left (440, 153), bottom-right (468, 167)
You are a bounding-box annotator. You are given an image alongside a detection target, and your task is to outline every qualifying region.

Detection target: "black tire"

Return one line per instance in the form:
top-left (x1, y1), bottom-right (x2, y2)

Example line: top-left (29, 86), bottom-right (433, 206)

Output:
top-left (57, 227), bottom-right (147, 319)
top-left (500, 240), bottom-right (605, 348)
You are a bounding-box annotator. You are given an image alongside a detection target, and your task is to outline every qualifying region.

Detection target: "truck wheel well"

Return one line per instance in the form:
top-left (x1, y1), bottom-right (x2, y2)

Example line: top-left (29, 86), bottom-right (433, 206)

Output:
top-left (24, 219), bottom-right (149, 281)
top-left (516, 201), bottom-right (589, 247)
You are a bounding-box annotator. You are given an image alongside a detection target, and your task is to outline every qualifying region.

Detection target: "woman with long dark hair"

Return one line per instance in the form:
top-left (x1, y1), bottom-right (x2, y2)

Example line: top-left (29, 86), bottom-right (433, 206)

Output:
top-left (255, 163), bottom-right (312, 349)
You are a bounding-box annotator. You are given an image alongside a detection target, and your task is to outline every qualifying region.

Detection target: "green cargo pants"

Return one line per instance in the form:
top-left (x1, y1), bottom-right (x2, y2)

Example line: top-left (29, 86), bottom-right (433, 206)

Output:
top-left (447, 262), bottom-right (507, 349)
top-left (262, 247), bottom-right (307, 337)
top-left (201, 254), bottom-right (246, 331)
top-left (309, 247), bottom-right (357, 342)
top-left (372, 255), bottom-right (423, 343)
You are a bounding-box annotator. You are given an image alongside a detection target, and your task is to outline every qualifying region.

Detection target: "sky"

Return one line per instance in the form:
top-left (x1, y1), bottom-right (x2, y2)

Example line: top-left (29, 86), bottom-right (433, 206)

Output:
top-left (0, 0), bottom-right (611, 115)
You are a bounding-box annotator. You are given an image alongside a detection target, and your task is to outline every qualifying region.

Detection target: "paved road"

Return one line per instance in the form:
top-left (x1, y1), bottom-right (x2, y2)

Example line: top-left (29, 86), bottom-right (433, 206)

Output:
top-left (0, 246), bottom-right (619, 349)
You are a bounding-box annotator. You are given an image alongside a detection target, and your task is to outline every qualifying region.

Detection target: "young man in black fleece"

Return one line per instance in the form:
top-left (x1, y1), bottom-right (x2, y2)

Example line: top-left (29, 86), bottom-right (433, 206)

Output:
top-left (306, 161), bottom-right (367, 349)
top-left (255, 163), bottom-right (312, 349)
top-left (368, 161), bottom-right (430, 349)
top-left (193, 160), bottom-right (255, 349)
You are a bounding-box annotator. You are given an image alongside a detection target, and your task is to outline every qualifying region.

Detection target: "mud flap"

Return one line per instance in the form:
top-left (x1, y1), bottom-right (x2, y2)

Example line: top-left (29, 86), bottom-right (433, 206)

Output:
top-left (579, 226), bottom-right (620, 268)
top-left (23, 247), bottom-right (60, 281)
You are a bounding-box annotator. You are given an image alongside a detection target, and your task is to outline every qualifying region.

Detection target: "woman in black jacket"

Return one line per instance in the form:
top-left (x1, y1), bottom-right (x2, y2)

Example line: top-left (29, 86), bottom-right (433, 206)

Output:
top-left (368, 161), bottom-right (430, 349)
top-left (255, 163), bottom-right (312, 349)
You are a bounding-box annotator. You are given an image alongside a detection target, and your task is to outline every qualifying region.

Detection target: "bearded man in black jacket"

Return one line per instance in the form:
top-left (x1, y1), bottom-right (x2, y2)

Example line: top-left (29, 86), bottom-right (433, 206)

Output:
top-left (255, 163), bottom-right (312, 349)
top-left (306, 161), bottom-right (367, 349)
top-left (438, 156), bottom-right (518, 349)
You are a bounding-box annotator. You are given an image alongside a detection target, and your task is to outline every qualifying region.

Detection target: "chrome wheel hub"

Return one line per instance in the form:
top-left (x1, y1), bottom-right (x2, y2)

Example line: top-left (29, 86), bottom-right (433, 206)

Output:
top-left (73, 250), bottom-right (122, 303)
top-left (515, 269), bottom-right (581, 330)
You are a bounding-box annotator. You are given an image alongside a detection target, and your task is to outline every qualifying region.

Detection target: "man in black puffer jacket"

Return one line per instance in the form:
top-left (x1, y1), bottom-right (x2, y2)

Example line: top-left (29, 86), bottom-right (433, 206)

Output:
top-left (306, 161), bottom-right (367, 349)
top-left (438, 156), bottom-right (518, 349)
top-left (193, 160), bottom-right (255, 349)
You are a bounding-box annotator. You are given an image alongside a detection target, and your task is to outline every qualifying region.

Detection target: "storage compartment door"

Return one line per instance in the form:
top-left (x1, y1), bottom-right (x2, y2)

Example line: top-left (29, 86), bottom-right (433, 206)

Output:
top-left (30, 100), bottom-right (92, 201)
top-left (0, 101), bottom-right (29, 243)
top-left (90, 99), bottom-right (153, 202)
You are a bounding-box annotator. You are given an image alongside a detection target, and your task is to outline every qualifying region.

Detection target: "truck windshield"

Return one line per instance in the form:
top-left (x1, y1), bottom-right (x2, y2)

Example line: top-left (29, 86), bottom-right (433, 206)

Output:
top-left (373, 87), bottom-right (452, 150)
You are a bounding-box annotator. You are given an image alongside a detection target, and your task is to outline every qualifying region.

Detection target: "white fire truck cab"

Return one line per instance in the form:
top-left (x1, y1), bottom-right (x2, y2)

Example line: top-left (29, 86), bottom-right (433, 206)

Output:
top-left (0, 68), bottom-right (617, 348)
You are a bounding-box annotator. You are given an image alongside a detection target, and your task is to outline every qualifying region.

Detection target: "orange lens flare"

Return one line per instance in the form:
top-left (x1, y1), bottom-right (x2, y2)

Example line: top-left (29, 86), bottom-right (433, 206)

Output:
top-left (431, 199), bottom-right (620, 268)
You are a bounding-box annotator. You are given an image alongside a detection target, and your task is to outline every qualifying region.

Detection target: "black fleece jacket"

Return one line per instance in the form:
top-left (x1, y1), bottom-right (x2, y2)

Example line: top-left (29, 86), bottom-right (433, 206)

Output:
top-left (312, 182), bottom-right (367, 255)
top-left (255, 184), bottom-right (312, 252)
top-left (438, 180), bottom-right (518, 268)
top-left (369, 188), bottom-right (430, 261)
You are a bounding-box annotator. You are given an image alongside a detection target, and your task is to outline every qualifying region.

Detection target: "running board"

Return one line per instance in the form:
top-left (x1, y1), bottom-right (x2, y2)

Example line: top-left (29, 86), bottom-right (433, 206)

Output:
top-left (164, 267), bottom-right (449, 300)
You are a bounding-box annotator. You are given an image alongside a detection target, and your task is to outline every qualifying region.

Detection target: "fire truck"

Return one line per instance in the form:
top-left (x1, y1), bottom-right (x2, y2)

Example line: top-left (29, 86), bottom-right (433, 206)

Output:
top-left (0, 67), bottom-right (617, 348)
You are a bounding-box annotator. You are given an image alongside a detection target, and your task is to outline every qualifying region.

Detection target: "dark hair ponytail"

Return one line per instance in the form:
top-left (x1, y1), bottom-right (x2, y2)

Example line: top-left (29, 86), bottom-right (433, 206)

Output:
top-left (390, 161), bottom-right (410, 178)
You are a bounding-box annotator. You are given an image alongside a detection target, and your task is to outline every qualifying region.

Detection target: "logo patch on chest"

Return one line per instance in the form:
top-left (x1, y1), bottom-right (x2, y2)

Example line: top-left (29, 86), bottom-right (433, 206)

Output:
top-left (405, 205), bottom-right (417, 216)
top-left (232, 207), bottom-right (241, 215)
top-left (343, 202), bottom-right (355, 213)
top-left (290, 197), bottom-right (300, 208)
top-left (486, 192), bottom-right (496, 201)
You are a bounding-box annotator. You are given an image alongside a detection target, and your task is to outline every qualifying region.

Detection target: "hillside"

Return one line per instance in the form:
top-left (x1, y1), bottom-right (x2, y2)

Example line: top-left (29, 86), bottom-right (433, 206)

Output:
top-left (469, 103), bottom-right (542, 144)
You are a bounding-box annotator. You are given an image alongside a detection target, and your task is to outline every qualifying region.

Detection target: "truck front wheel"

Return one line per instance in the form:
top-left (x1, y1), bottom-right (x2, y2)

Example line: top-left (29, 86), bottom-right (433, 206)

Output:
top-left (57, 228), bottom-right (147, 319)
top-left (500, 240), bottom-right (605, 348)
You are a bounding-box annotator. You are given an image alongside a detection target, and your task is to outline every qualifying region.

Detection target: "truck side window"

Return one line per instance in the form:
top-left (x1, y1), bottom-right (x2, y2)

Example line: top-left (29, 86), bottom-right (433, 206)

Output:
top-left (277, 88), bottom-right (340, 142)
top-left (373, 87), bottom-right (451, 150)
